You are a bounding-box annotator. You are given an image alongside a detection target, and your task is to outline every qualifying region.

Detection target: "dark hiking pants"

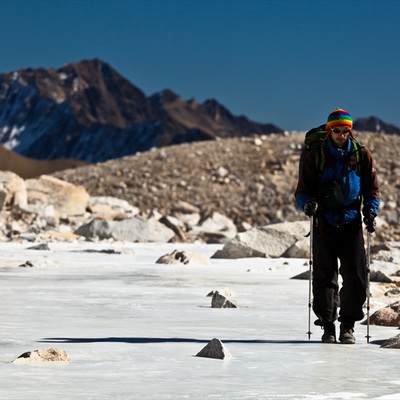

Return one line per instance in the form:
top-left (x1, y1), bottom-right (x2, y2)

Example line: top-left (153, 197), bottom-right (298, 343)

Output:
top-left (312, 217), bottom-right (367, 325)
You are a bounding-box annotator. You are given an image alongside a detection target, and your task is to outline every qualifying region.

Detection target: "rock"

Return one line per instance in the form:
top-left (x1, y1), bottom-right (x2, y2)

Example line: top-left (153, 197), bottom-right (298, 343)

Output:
top-left (364, 301), bottom-right (400, 327)
top-left (370, 270), bottom-right (394, 283)
top-left (155, 250), bottom-right (209, 265)
top-left (0, 171), bottom-right (27, 209)
top-left (12, 348), bottom-right (70, 363)
top-left (211, 221), bottom-right (309, 259)
top-left (381, 333), bottom-right (400, 349)
top-left (373, 250), bottom-right (394, 262)
top-left (173, 212), bottom-right (201, 229)
top-left (370, 261), bottom-right (400, 277)
top-left (283, 236), bottom-right (309, 258)
top-left (25, 175), bottom-right (89, 216)
top-left (18, 260), bottom-right (34, 268)
top-left (159, 215), bottom-right (187, 242)
top-left (385, 288), bottom-right (400, 297)
top-left (74, 216), bottom-right (175, 242)
top-left (87, 196), bottom-right (140, 220)
top-left (18, 259), bottom-right (59, 268)
top-left (195, 338), bottom-right (232, 360)
top-left (172, 201), bottom-right (200, 214)
top-left (291, 270), bottom-right (311, 280)
top-left (27, 243), bottom-right (51, 251)
top-left (191, 212), bottom-right (237, 244)
top-left (211, 289), bottom-right (242, 308)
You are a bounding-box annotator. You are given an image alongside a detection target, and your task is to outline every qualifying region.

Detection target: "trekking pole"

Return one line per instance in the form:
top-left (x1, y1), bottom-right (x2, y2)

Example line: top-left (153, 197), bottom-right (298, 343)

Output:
top-left (366, 230), bottom-right (371, 343)
top-left (307, 215), bottom-right (313, 340)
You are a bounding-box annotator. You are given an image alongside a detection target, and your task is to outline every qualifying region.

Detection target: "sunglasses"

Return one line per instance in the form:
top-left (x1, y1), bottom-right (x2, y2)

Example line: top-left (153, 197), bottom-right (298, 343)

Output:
top-left (332, 128), bottom-right (351, 134)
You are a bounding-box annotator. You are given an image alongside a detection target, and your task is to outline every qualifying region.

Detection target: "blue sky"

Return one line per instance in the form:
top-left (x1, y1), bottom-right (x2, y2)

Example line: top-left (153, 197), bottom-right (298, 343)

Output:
top-left (0, 0), bottom-right (399, 131)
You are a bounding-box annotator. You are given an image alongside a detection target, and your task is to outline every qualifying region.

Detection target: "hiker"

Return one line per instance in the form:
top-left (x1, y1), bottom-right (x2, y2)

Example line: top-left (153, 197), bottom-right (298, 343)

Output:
top-left (295, 108), bottom-right (380, 344)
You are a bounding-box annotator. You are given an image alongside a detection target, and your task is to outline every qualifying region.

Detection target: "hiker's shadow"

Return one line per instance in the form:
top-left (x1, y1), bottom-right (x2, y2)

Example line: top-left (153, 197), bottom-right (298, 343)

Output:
top-left (39, 337), bottom-right (318, 344)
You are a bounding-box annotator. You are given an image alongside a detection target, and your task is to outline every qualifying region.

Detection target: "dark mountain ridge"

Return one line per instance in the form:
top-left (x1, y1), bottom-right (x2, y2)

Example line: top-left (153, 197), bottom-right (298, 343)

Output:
top-left (0, 59), bottom-right (281, 163)
top-left (353, 116), bottom-right (400, 134)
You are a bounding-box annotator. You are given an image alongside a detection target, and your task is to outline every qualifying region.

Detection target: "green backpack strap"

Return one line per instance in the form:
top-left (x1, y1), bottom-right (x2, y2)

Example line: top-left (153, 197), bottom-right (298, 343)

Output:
top-left (351, 140), bottom-right (365, 174)
top-left (315, 142), bottom-right (325, 175)
top-left (315, 139), bottom-right (365, 175)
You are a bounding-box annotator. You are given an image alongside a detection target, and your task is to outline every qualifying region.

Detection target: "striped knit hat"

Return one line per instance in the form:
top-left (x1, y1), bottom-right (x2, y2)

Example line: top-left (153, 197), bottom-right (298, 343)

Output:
top-left (327, 108), bottom-right (353, 129)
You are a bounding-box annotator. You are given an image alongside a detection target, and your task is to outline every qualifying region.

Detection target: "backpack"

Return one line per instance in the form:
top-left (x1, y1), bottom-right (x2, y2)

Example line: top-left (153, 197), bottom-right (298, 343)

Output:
top-left (299, 124), bottom-right (365, 177)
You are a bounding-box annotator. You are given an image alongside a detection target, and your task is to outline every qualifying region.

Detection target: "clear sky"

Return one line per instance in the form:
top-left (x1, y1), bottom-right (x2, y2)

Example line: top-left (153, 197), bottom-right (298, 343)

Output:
top-left (0, 0), bottom-right (399, 131)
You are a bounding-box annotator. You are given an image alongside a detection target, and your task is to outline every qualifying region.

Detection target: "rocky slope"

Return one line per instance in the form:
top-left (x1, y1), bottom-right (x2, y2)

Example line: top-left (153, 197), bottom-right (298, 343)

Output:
top-left (52, 130), bottom-right (400, 243)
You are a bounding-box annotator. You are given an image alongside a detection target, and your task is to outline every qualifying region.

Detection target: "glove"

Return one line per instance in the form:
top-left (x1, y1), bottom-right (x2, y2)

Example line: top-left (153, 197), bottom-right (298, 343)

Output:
top-left (304, 199), bottom-right (317, 217)
top-left (363, 210), bottom-right (376, 233)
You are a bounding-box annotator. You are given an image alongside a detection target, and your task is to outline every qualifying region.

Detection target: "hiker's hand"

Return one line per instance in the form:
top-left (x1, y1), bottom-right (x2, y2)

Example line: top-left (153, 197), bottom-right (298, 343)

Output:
top-left (363, 210), bottom-right (376, 233)
top-left (304, 200), bottom-right (317, 217)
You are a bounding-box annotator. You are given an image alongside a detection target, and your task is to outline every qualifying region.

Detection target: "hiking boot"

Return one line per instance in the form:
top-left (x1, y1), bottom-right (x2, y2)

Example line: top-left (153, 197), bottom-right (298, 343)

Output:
top-left (321, 322), bottom-right (336, 343)
top-left (339, 324), bottom-right (356, 344)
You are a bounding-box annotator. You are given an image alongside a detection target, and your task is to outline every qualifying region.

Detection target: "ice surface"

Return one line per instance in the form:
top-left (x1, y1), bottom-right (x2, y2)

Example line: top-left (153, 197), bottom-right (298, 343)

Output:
top-left (0, 241), bottom-right (399, 400)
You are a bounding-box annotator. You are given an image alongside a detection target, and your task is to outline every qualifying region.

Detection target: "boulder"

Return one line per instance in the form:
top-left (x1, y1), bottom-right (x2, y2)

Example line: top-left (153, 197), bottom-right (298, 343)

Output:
top-left (370, 270), bottom-right (394, 283)
top-left (211, 221), bottom-right (309, 259)
top-left (282, 236), bottom-right (309, 258)
top-left (364, 301), bottom-right (400, 327)
top-left (191, 211), bottom-right (237, 244)
top-left (12, 348), bottom-right (70, 363)
top-left (87, 196), bottom-right (140, 220)
top-left (25, 175), bottom-right (89, 216)
top-left (195, 338), bottom-right (232, 360)
top-left (211, 289), bottom-right (242, 308)
top-left (74, 216), bottom-right (175, 242)
top-left (159, 215), bottom-right (187, 242)
top-left (0, 170), bottom-right (27, 209)
top-left (291, 269), bottom-right (311, 280)
top-left (381, 333), bottom-right (400, 349)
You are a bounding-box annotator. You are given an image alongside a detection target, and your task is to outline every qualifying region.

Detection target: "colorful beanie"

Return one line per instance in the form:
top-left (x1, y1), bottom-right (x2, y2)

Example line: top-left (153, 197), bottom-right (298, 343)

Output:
top-left (326, 108), bottom-right (353, 129)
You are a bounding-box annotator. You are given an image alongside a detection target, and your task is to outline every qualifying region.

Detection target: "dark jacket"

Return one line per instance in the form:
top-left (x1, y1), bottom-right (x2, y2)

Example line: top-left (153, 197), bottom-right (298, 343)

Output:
top-left (295, 136), bottom-right (380, 227)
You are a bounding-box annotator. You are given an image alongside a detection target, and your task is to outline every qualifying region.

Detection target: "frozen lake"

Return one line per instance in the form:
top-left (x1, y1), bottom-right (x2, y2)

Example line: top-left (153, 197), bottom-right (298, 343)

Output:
top-left (0, 241), bottom-right (399, 400)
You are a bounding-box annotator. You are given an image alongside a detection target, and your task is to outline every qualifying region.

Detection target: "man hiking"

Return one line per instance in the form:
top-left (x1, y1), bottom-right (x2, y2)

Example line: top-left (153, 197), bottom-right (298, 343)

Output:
top-left (295, 108), bottom-right (380, 344)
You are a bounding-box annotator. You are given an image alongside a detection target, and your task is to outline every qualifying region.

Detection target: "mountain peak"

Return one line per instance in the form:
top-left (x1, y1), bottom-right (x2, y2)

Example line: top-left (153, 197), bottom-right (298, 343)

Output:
top-left (0, 59), bottom-right (280, 164)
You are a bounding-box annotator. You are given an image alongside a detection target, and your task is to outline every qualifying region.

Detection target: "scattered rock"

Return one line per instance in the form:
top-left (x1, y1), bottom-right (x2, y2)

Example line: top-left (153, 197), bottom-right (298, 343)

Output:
top-left (381, 334), bottom-right (400, 349)
top-left (282, 236), bottom-right (310, 258)
top-left (291, 270), bottom-right (311, 280)
top-left (195, 338), bottom-right (232, 360)
top-left (370, 270), bottom-right (394, 283)
top-left (190, 211), bottom-right (237, 244)
top-left (87, 196), bottom-right (140, 220)
top-left (76, 249), bottom-right (121, 254)
top-left (12, 348), bottom-right (70, 363)
top-left (364, 301), bottom-right (400, 327)
top-left (18, 260), bottom-right (34, 268)
top-left (74, 216), bottom-right (175, 242)
top-left (0, 171), bottom-right (27, 209)
top-left (156, 250), bottom-right (209, 265)
top-left (25, 175), bottom-right (89, 217)
top-left (27, 243), bottom-right (51, 251)
top-left (385, 288), bottom-right (400, 297)
top-left (211, 289), bottom-right (242, 308)
top-left (18, 259), bottom-right (59, 268)
top-left (211, 221), bottom-right (309, 259)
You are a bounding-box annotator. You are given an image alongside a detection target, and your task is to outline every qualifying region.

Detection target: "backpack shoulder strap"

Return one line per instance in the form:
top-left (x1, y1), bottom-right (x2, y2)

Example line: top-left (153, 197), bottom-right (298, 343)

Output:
top-left (350, 140), bottom-right (365, 174)
top-left (314, 141), bottom-right (326, 175)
